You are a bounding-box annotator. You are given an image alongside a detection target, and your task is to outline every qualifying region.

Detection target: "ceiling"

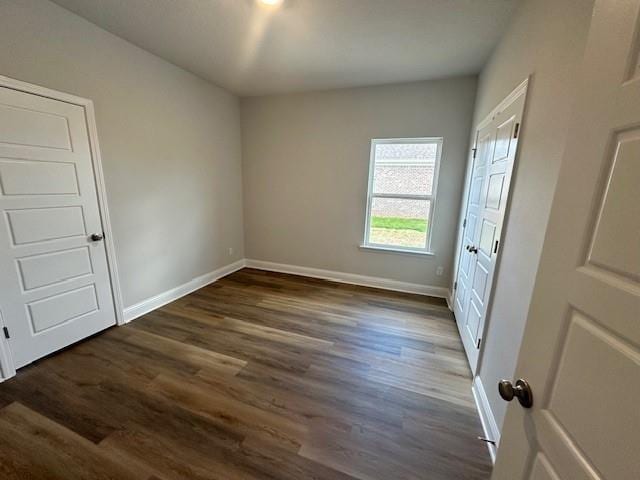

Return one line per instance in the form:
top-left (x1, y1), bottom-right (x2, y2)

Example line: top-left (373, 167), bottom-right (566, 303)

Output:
top-left (51, 0), bottom-right (520, 96)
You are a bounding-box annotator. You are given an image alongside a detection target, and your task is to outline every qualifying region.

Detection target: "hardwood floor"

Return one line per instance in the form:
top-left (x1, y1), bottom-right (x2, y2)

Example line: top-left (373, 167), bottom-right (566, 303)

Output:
top-left (0, 268), bottom-right (492, 479)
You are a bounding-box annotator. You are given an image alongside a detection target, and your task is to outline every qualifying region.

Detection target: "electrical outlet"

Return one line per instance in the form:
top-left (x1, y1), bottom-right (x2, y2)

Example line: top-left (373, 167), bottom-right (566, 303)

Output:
top-left (436, 266), bottom-right (444, 276)
top-left (228, 247), bottom-right (234, 256)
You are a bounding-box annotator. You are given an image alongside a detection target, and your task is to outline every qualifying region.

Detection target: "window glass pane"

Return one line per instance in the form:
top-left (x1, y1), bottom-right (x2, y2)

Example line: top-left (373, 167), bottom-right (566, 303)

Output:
top-left (369, 198), bottom-right (430, 249)
top-left (373, 143), bottom-right (437, 195)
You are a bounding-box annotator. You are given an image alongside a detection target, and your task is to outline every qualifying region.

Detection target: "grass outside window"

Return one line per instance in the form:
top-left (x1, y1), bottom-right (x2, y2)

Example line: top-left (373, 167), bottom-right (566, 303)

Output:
top-left (370, 216), bottom-right (427, 232)
top-left (369, 216), bottom-right (429, 249)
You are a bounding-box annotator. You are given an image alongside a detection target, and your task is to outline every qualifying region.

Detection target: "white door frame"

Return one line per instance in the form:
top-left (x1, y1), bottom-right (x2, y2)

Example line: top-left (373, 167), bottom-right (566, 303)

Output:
top-left (0, 75), bottom-right (124, 381)
top-left (452, 77), bottom-right (530, 373)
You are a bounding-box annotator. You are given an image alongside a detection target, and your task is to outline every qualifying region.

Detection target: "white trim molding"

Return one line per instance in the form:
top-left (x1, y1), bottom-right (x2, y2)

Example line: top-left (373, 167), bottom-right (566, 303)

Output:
top-left (476, 77), bottom-right (529, 131)
top-left (245, 259), bottom-right (450, 299)
top-left (0, 324), bottom-right (14, 382)
top-left (472, 375), bottom-right (500, 463)
top-left (123, 260), bottom-right (246, 323)
top-left (358, 244), bottom-right (435, 257)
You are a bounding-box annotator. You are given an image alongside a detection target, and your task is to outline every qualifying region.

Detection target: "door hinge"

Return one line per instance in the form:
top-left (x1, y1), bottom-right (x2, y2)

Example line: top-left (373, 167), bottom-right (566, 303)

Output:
top-left (463, 218), bottom-right (467, 228)
top-left (454, 281), bottom-right (458, 290)
top-left (472, 147), bottom-right (477, 159)
top-left (476, 338), bottom-right (482, 349)
top-left (2, 327), bottom-right (9, 339)
top-left (494, 240), bottom-right (499, 254)
top-left (513, 122), bottom-right (520, 139)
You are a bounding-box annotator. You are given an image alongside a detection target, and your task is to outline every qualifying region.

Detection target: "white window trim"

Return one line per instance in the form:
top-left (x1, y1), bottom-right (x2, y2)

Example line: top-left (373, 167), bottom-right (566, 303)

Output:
top-left (362, 137), bottom-right (443, 255)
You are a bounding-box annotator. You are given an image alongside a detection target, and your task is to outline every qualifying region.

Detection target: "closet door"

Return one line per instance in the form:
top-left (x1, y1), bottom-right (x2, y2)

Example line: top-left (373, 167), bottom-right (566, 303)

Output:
top-left (453, 84), bottom-right (526, 371)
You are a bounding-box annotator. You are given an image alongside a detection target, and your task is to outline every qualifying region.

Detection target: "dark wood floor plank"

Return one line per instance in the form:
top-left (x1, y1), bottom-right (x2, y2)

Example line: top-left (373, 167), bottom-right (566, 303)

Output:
top-left (149, 372), bottom-right (308, 452)
top-left (130, 309), bottom-right (314, 374)
top-left (0, 268), bottom-right (491, 479)
top-left (239, 435), bottom-right (361, 480)
top-left (0, 402), bottom-right (148, 480)
top-left (194, 367), bottom-right (355, 434)
top-left (237, 361), bottom-right (406, 431)
top-left (0, 363), bottom-right (120, 443)
top-left (119, 327), bottom-right (247, 376)
top-left (99, 426), bottom-right (246, 480)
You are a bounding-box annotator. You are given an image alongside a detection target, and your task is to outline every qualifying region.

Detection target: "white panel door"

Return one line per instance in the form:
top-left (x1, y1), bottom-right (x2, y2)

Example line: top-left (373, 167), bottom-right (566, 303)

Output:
top-left (493, 1), bottom-right (640, 479)
top-left (0, 86), bottom-right (116, 368)
top-left (454, 88), bottom-right (525, 371)
top-left (454, 125), bottom-right (492, 356)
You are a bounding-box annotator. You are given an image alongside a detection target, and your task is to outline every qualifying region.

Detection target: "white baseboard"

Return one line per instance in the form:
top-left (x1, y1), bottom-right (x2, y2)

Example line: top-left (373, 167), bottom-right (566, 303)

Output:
top-left (447, 290), bottom-right (453, 313)
top-left (0, 365), bottom-right (11, 383)
top-left (245, 259), bottom-right (450, 299)
top-left (448, 290), bottom-right (455, 312)
top-left (122, 259), bottom-right (246, 323)
top-left (4, 257), bottom-right (452, 382)
top-left (472, 375), bottom-right (500, 463)
top-left (123, 258), bottom-right (451, 323)
top-left (122, 258), bottom-right (450, 324)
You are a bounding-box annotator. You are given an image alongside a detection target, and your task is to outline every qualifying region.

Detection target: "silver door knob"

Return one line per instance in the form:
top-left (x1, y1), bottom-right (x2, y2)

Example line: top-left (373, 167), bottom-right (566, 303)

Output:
top-left (498, 378), bottom-right (533, 408)
top-left (90, 233), bottom-right (104, 242)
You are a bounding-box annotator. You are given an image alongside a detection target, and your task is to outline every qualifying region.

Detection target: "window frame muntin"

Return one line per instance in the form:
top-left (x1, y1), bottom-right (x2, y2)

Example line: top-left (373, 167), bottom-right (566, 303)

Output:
top-left (363, 137), bottom-right (443, 254)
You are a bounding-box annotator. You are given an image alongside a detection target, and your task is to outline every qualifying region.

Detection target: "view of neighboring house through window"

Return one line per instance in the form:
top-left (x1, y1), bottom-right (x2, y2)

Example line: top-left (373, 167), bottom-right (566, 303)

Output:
top-left (363, 138), bottom-right (442, 253)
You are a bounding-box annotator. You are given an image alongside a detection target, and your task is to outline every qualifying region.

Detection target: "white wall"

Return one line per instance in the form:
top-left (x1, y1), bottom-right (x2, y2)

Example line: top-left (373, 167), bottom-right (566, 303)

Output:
top-left (0, 0), bottom-right (245, 308)
top-left (241, 77), bottom-right (477, 289)
top-left (463, 0), bottom-right (594, 435)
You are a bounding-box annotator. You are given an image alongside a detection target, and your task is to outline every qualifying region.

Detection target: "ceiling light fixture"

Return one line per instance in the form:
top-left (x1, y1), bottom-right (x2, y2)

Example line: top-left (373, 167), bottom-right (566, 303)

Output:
top-left (257, 0), bottom-right (283, 6)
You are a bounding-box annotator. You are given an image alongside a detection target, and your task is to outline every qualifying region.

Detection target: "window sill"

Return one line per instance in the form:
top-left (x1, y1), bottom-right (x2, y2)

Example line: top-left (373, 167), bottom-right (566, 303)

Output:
top-left (359, 244), bottom-right (435, 257)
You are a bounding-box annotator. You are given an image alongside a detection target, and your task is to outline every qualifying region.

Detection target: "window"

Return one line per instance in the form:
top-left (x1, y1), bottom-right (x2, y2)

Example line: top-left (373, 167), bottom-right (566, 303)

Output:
top-left (363, 137), bottom-right (442, 254)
